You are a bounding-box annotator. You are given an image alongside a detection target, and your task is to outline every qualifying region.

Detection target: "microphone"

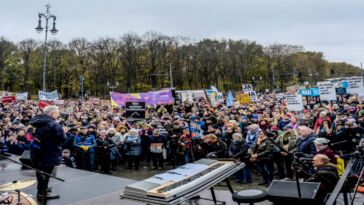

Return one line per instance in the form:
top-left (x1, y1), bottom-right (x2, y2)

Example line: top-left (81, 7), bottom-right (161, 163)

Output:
top-left (329, 140), bottom-right (348, 147)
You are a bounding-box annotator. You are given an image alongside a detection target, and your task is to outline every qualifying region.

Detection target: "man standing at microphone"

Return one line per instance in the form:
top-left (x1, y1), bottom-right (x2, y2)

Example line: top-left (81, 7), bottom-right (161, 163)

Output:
top-left (30, 106), bottom-right (66, 201)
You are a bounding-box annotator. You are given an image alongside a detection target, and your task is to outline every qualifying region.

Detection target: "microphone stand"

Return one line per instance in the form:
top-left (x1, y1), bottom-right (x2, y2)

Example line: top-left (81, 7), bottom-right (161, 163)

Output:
top-left (266, 137), bottom-right (302, 199)
top-left (0, 152), bottom-right (65, 205)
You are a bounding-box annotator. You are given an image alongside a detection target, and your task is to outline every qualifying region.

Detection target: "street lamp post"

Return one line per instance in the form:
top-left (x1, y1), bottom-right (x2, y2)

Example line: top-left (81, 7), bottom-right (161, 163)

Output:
top-left (107, 81), bottom-right (119, 92)
top-left (80, 75), bottom-right (84, 101)
top-left (35, 4), bottom-right (58, 91)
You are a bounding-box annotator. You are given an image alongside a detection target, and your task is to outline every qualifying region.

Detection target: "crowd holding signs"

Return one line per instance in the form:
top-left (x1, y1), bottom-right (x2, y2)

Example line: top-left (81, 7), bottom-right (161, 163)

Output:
top-left (0, 76), bottom-right (362, 114)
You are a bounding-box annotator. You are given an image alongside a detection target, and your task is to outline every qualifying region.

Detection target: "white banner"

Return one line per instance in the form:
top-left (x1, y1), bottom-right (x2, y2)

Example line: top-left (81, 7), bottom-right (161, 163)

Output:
top-left (181, 91), bottom-right (194, 103)
top-left (347, 76), bottom-right (364, 95)
top-left (318, 82), bottom-right (336, 101)
top-left (242, 84), bottom-right (253, 93)
top-left (247, 91), bottom-right (258, 102)
top-left (217, 92), bottom-right (224, 102)
top-left (16, 92), bottom-right (28, 100)
top-left (39, 90), bottom-right (59, 100)
top-left (287, 94), bottom-right (304, 111)
top-left (53, 100), bottom-right (64, 105)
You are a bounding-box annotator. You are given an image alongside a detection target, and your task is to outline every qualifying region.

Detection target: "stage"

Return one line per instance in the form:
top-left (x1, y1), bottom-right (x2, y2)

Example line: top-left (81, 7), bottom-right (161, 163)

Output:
top-left (1, 157), bottom-right (270, 205)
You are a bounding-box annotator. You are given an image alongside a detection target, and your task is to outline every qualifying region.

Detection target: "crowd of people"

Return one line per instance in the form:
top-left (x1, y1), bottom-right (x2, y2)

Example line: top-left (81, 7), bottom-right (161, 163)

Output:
top-left (0, 93), bottom-right (364, 196)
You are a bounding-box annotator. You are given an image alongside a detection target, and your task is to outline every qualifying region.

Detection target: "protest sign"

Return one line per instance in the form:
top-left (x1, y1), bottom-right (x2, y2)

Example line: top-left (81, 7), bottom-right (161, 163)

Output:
top-left (180, 91), bottom-right (194, 103)
top-left (347, 76), bottom-right (364, 95)
top-left (286, 94), bottom-right (304, 111)
top-left (299, 88), bottom-right (320, 97)
top-left (336, 87), bottom-right (347, 95)
top-left (217, 92), bottom-right (224, 102)
top-left (125, 102), bottom-right (146, 122)
top-left (2, 96), bottom-right (16, 103)
top-left (318, 82), bottom-right (336, 101)
top-left (110, 88), bottom-right (173, 107)
top-left (39, 90), bottom-right (59, 101)
top-left (276, 93), bottom-right (285, 99)
top-left (247, 91), bottom-right (258, 102)
top-left (38, 100), bottom-right (53, 108)
top-left (53, 100), bottom-right (64, 105)
top-left (237, 94), bottom-right (251, 104)
top-left (242, 84), bottom-right (253, 93)
top-left (16, 92), bottom-right (28, 100)
top-left (89, 98), bottom-right (100, 104)
top-left (205, 90), bottom-right (218, 104)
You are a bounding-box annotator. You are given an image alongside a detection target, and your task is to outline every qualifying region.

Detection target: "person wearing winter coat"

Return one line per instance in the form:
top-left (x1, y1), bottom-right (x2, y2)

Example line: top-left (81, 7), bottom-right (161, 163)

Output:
top-left (306, 154), bottom-right (338, 201)
top-left (178, 128), bottom-right (199, 164)
top-left (199, 134), bottom-right (227, 158)
top-left (108, 128), bottom-right (122, 170)
top-left (251, 131), bottom-right (274, 186)
top-left (297, 126), bottom-right (317, 155)
top-left (124, 129), bottom-right (141, 170)
top-left (314, 138), bottom-right (337, 164)
top-left (314, 112), bottom-right (331, 131)
top-left (73, 126), bottom-right (97, 171)
top-left (168, 122), bottom-right (182, 167)
top-left (277, 114), bottom-right (291, 131)
top-left (149, 129), bottom-right (167, 170)
top-left (29, 106), bottom-right (66, 200)
top-left (246, 124), bottom-right (260, 147)
top-left (274, 124), bottom-right (299, 179)
top-left (96, 130), bottom-right (116, 174)
top-left (228, 133), bottom-right (251, 183)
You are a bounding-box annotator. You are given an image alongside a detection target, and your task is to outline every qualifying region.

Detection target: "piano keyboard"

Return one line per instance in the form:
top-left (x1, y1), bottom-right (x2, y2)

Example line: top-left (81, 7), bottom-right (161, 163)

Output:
top-left (121, 159), bottom-right (245, 205)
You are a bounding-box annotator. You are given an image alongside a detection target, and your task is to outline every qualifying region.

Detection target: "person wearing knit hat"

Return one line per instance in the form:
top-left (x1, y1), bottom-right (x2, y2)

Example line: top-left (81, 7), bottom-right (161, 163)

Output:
top-left (251, 115), bottom-right (259, 124)
top-left (314, 138), bottom-right (336, 164)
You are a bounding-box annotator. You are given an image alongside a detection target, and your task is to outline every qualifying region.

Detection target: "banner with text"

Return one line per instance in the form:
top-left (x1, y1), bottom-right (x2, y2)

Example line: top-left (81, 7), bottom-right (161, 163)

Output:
top-left (39, 90), bottom-right (59, 101)
top-left (299, 88), bottom-right (320, 97)
top-left (247, 91), bottom-right (258, 102)
top-left (287, 94), bottom-right (304, 111)
top-left (318, 82), bottom-right (336, 101)
top-left (205, 90), bottom-right (218, 104)
top-left (237, 94), bottom-right (251, 104)
top-left (110, 88), bottom-right (173, 107)
top-left (242, 84), bottom-right (253, 93)
top-left (16, 92), bottom-right (28, 100)
top-left (347, 76), bottom-right (364, 95)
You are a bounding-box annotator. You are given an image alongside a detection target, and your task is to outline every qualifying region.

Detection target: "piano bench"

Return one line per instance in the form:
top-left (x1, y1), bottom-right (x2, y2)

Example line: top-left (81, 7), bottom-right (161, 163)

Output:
top-left (232, 189), bottom-right (267, 205)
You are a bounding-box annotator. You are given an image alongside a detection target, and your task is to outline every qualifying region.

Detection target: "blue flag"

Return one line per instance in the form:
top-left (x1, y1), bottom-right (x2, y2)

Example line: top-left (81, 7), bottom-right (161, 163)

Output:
top-left (227, 91), bottom-right (233, 107)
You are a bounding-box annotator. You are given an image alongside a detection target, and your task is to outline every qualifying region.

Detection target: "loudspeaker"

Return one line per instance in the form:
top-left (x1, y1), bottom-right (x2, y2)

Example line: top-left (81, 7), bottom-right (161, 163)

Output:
top-left (267, 180), bottom-right (322, 204)
top-left (19, 150), bottom-right (31, 167)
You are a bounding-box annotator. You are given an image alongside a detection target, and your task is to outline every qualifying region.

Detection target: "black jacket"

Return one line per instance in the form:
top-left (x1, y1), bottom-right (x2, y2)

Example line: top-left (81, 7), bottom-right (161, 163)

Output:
top-left (251, 138), bottom-right (274, 161)
top-left (30, 115), bottom-right (66, 167)
top-left (307, 165), bottom-right (338, 198)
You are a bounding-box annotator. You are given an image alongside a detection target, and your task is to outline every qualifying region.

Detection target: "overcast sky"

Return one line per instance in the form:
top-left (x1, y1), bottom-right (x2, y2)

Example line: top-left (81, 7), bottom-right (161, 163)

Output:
top-left (1, 0), bottom-right (364, 67)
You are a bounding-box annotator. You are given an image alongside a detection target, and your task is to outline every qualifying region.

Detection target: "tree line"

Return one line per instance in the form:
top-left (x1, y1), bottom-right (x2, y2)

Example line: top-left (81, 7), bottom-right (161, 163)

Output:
top-left (0, 31), bottom-right (361, 98)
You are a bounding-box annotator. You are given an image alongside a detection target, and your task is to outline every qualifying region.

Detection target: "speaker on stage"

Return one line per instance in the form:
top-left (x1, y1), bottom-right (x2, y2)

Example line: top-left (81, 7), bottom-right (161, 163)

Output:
top-left (19, 150), bottom-right (31, 167)
top-left (267, 180), bottom-right (322, 204)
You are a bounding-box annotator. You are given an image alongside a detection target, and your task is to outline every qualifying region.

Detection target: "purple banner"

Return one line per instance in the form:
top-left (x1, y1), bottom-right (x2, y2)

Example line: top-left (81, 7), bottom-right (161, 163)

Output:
top-left (110, 88), bottom-right (173, 106)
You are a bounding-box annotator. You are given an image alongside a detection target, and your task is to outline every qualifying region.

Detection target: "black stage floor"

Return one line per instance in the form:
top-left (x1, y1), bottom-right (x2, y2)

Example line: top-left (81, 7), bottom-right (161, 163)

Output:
top-left (6, 156), bottom-right (364, 205)
top-left (1, 157), bottom-right (260, 205)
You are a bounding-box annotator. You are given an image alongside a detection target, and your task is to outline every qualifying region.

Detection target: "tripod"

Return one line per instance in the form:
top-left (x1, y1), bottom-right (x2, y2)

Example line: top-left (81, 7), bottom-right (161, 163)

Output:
top-left (266, 137), bottom-right (335, 200)
top-left (0, 152), bottom-right (65, 205)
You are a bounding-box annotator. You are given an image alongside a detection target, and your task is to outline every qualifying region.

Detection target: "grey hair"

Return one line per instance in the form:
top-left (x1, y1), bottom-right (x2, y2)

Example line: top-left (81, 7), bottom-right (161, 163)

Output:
top-left (232, 133), bottom-right (242, 139)
top-left (43, 106), bottom-right (59, 115)
top-left (250, 124), bottom-right (260, 130)
top-left (108, 128), bottom-right (116, 132)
